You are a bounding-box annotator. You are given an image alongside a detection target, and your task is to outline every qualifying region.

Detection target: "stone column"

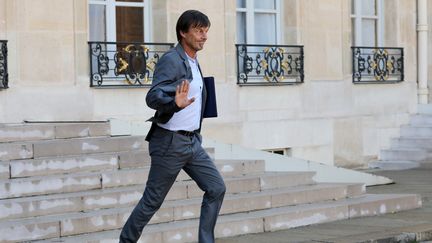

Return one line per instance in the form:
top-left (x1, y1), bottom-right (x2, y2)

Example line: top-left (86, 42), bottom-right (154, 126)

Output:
top-left (418, 0), bottom-right (429, 104)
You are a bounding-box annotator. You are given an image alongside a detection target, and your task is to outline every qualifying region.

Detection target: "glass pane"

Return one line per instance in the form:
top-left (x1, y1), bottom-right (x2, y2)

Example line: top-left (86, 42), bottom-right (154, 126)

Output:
top-left (351, 20), bottom-right (355, 45)
top-left (116, 6), bottom-right (144, 42)
top-left (116, 0), bottom-right (144, 2)
top-left (254, 0), bottom-right (275, 9)
top-left (254, 13), bottom-right (276, 44)
top-left (361, 0), bottom-right (376, 16)
top-left (89, 4), bottom-right (106, 41)
top-left (362, 19), bottom-right (376, 46)
top-left (351, 0), bottom-right (355, 14)
top-left (236, 0), bottom-right (246, 8)
top-left (236, 12), bottom-right (246, 43)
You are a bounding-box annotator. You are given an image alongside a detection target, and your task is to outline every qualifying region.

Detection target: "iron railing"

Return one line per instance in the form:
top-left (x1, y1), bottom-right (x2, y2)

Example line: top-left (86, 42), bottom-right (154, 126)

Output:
top-left (352, 46), bottom-right (404, 83)
top-left (0, 40), bottom-right (8, 89)
top-left (88, 42), bottom-right (174, 87)
top-left (236, 44), bottom-right (304, 86)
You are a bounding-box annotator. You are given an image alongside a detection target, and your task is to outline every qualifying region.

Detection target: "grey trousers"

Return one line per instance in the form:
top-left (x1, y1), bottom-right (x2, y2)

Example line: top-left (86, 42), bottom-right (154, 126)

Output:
top-left (119, 127), bottom-right (226, 243)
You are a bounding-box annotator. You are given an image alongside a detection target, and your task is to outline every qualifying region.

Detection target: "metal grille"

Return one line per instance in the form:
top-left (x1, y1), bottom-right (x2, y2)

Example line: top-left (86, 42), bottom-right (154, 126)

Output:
top-left (236, 44), bottom-right (304, 86)
top-left (0, 40), bottom-right (8, 89)
top-left (89, 42), bottom-right (174, 87)
top-left (352, 46), bottom-right (404, 83)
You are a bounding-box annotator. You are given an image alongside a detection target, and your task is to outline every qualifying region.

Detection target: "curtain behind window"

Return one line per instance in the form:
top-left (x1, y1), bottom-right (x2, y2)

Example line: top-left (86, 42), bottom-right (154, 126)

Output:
top-left (89, 5), bottom-right (106, 41)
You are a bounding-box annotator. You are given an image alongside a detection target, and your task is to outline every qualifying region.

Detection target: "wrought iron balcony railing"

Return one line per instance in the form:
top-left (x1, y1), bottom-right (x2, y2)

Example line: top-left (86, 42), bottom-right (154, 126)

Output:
top-left (0, 40), bottom-right (8, 89)
top-left (236, 44), bottom-right (304, 86)
top-left (88, 42), bottom-right (174, 87)
top-left (352, 46), bottom-right (404, 83)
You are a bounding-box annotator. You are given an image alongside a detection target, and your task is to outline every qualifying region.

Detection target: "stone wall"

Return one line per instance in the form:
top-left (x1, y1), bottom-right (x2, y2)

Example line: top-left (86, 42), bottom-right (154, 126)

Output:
top-left (0, 0), bottom-right (423, 168)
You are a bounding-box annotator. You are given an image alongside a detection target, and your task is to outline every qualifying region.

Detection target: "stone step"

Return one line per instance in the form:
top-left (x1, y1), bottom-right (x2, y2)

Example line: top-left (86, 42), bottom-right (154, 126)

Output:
top-left (368, 160), bottom-right (421, 170)
top-left (7, 149), bottom-right (153, 179)
top-left (8, 153), bottom-right (120, 178)
top-left (205, 172), bottom-right (317, 198)
top-left (0, 184), bottom-right (185, 220)
top-left (0, 167), bottom-right (153, 199)
top-left (53, 123), bottom-right (111, 139)
top-left (400, 125), bottom-right (432, 137)
top-left (205, 147), bottom-right (215, 159)
top-left (217, 159), bottom-right (265, 177)
top-left (29, 136), bottom-right (214, 160)
top-left (0, 171), bottom-right (316, 220)
top-left (165, 183), bottom-right (365, 221)
top-left (0, 136), bottom-right (147, 162)
top-left (119, 158), bottom-right (265, 177)
top-left (410, 114), bottom-right (432, 125)
top-left (175, 160), bottom-right (266, 182)
top-left (32, 136), bottom-right (147, 158)
top-left (4, 154), bottom-right (259, 180)
top-left (6, 146), bottom-right (219, 178)
top-left (0, 172), bottom-right (103, 199)
top-left (0, 167), bottom-right (314, 199)
top-left (30, 193), bottom-right (421, 243)
top-left (380, 148), bottom-right (432, 161)
top-left (0, 142), bottom-right (33, 161)
top-left (256, 193), bottom-right (421, 233)
top-left (0, 161), bottom-right (9, 179)
top-left (0, 122), bottom-right (110, 143)
top-left (205, 159), bottom-right (266, 178)
top-left (369, 160), bottom-right (432, 170)
top-left (0, 124), bottom-right (55, 143)
top-left (418, 104), bottom-right (432, 115)
top-left (100, 164), bottom-right (281, 192)
top-left (117, 150), bottom-right (151, 169)
top-left (391, 137), bottom-right (432, 150)
top-left (0, 183), bottom-right (364, 242)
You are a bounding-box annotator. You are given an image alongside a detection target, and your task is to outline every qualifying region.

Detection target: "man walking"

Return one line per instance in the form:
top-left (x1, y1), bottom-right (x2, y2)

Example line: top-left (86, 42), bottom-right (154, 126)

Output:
top-left (119, 10), bottom-right (226, 243)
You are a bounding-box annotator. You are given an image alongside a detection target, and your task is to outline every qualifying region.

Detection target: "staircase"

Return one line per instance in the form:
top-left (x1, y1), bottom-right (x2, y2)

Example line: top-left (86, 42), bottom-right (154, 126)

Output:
top-left (370, 104), bottom-right (432, 170)
top-left (0, 122), bottom-right (421, 243)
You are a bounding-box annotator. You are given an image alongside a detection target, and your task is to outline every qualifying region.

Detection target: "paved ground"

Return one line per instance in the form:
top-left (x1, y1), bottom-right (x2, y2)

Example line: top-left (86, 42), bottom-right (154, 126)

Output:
top-left (216, 168), bottom-right (432, 243)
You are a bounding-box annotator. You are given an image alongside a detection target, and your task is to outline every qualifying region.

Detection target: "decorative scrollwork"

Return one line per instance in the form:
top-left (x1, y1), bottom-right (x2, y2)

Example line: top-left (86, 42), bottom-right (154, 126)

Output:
top-left (89, 42), bottom-right (174, 87)
top-left (115, 44), bottom-right (149, 85)
top-left (236, 44), bottom-right (304, 86)
top-left (0, 40), bottom-right (8, 89)
top-left (352, 47), bottom-right (404, 83)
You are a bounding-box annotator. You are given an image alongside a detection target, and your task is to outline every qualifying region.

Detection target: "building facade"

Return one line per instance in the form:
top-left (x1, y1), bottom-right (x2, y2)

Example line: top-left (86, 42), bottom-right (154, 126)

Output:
top-left (0, 0), bottom-right (429, 168)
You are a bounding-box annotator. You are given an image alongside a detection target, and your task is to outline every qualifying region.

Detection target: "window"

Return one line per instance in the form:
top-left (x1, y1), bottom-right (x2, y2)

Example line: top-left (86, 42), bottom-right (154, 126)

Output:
top-left (351, 0), bottom-right (383, 46)
top-left (89, 0), bottom-right (152, 42)
top-left (236, 0), bottom-right (281, 44)
top-left (265, 148), bottom-right (292, 156)
top-left (88, 0), bottom-right (160, 87)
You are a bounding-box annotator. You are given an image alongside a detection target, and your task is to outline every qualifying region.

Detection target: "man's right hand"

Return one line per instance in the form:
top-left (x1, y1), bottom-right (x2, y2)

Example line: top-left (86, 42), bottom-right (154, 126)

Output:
top-left (175, 80), bottom-right (195, 109)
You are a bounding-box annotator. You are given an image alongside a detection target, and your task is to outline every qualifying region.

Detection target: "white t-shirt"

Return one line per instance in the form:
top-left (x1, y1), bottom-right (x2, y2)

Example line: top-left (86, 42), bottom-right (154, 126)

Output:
top-left (158, 54), bottom-right (203, 131)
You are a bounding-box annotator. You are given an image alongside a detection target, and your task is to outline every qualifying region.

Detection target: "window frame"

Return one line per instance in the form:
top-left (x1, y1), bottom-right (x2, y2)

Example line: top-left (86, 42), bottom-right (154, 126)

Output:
top-left (350, 0), bottom-right (383, 47)
top-left (88, 0), bottom-right (152, 42)
top-left (236, 0), bottom-right (282, 44)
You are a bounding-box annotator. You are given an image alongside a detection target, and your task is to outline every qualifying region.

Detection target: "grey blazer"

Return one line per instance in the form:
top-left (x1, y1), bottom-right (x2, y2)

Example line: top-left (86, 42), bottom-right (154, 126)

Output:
top-left (145, 44), bottom-right (207, 141)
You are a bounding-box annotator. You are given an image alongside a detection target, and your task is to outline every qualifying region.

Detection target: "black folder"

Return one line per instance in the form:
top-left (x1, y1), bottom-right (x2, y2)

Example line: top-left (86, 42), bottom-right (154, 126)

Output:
top-left (203, 77), bottom-right (218, 118)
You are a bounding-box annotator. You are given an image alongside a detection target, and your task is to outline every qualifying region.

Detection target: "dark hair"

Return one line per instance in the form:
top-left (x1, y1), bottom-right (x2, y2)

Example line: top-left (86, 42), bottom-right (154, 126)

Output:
top-left (176, 10), bottom-right (211, 42)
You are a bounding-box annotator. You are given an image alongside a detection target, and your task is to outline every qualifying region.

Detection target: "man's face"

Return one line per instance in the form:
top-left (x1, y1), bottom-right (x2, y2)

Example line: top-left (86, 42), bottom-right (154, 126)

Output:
top-left (181, 25), bottom-right (209, 52)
